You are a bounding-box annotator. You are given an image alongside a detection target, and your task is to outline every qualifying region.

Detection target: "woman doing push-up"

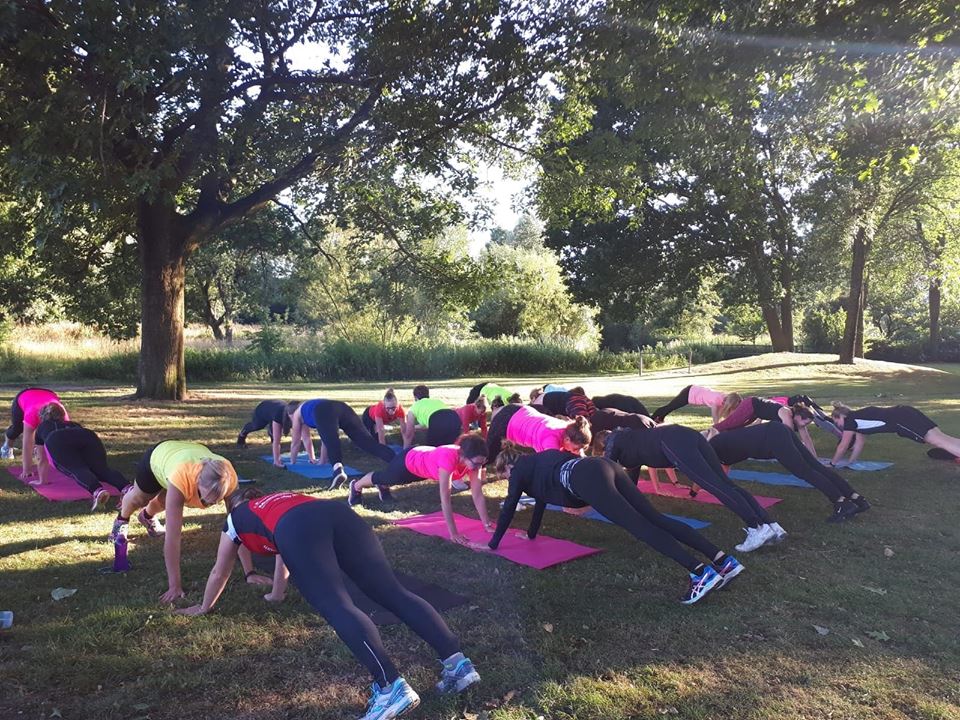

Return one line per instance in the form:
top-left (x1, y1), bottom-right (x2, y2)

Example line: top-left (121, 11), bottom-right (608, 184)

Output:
top-left (829, 403), bottom-right (960, 465)
top-left (490, 443), bottom-right (744, 605)
top-left (177, 490), bottom-right (480, 720)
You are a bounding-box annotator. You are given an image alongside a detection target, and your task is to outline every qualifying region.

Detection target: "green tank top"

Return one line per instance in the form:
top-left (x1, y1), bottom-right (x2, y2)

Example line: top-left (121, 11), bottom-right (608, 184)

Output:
top-left (410, 398), bottom-right (447, 424)
top-left (149, 441), bottom-right (222, 488)
top-left (480, 384), bottom-right (512, 404)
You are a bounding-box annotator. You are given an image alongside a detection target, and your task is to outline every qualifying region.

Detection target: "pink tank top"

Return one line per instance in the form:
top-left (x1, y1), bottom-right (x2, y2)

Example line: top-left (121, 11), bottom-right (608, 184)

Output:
top-left (506, 405), bottom-right (567, 451)
top-left (404, 445), bottom-right (469, 481)
top-left (19, 389), bottom-right (67, 427)
top-left (687, 385), bottom-right (726, 409)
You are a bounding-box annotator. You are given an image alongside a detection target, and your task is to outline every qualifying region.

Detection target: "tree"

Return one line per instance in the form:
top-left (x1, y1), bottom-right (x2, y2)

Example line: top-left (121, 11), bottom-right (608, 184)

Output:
top-left (1, 0), bottom-right (574, 398)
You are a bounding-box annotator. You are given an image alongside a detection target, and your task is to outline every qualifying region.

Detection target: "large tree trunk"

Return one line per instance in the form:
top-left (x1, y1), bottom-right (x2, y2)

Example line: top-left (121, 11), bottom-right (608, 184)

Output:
top-left (761, 303), bottom-right (791, 351)
top-left (780, 289), bottom-right (794, 351)
top-left (855, 273), bottom-right (868, 358)
top-left (839, 222), bottom-right (871, 364)
top-left (136, 202), bottom-right (190, 400)
top-left (198, 280), bottom-right (225, 341)
top-left (929, 232), bottom-right (946, 359)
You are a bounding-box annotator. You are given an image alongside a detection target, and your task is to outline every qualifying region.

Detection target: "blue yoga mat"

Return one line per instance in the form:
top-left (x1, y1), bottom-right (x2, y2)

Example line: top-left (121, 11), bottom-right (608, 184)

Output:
top-left (259, 453), bottom-right (363, 479)
top-left (728, 468), bottom-right (812, 488)
top-left (817, 459), bottom-right (893, 471)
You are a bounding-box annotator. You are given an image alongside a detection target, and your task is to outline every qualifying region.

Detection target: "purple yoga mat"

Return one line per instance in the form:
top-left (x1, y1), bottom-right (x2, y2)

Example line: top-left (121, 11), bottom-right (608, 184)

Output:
top-left (393, 511), bottom-right (602, 569)
top-left (9, 466), bottom-right (120, 502)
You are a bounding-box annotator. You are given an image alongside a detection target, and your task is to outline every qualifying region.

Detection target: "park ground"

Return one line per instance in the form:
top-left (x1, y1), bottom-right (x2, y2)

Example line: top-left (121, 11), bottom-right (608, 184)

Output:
top-left (1, 353), bottom-right (959, 719)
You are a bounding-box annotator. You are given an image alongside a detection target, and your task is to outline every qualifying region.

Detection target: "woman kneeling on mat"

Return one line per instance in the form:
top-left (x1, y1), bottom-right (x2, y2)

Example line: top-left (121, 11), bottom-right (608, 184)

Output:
top-left (177, 489), bottom-right (480, 720)
top-left (594, 426), bottom-right (787, 552)
top-left (829, 403), bottom-right (960, 465)
top-left (2, 387), bottom-right (69, 479)
top-left (490, 443), bottom-right (744, 605)
top-left (349, 434), bottom-right (493, 546)
top-left (110, 440), bottom-right (238, 603)
top-left (708, 423), bottom-right (871, 523)
top-left (34, 404), bottom-right (129, 510)
top-left (237, 400), bottom-right (299, 467)
top-left (402, 386), bottom-right (461, 449)
top-left (290, 399), bottom-right (397, 490)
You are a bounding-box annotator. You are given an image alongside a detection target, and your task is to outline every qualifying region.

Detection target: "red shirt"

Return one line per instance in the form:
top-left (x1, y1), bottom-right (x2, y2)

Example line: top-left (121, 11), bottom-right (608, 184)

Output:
top-left (368, 401), bottom-right (405, 424)
top-left (455, 403), bottom-right (487, 436)
top-left (225, 492), bottom-right (317, 555)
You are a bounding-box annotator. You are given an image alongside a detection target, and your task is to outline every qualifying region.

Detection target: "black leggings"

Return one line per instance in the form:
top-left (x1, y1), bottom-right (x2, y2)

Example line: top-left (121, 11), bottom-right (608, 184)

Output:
top-left (485, 404), bottom-right (522, 463)
top-left (361, 407), bottom-right (376, 437)
top-left (371, 449), bottom-right (420, 486)
top-left (465, 382), bottom-right (489, 405)
top-left (658, 429), bottom-right (772, 528)
top-left (712, 423), bottom-right (856, 503)
top-left (651, 385), bottom-right (691, 420)
top-left (593, 394), bottom-right (650, 416)
top-left (426, 408), bottom-right (462, 447)
top-left (312, 400), bottom-right (396, 466)
top-left (44, 427), bottom-right (127, 494)
top-left (275, 501), bottom-right (459, 686)
top-left (567, 458), bottom-right (720, 573)
top-left (134, 443), bottom-right (164, 495)
top-left (240, 401), bottom-right (283, 440)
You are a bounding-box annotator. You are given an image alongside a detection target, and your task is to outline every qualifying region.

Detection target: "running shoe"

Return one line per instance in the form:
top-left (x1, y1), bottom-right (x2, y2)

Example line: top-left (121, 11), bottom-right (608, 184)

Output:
top-left (735, 525), bottom-right (773, 553)
top-left (826, 499), bottom-right (858, 524)
top-left (450, 480), bottom-right (469, 493)
top-left (109, 517), bottom-right (129, 543)
top-left (680, 565), bottom-right (722, 605)
top-left (348, 479), bottom-right (363, 507)
top-left (360, 678), bottom-right (420, 720)
top-left (137, 509), bottom-right (166, 537)
top-left (90, 487), bottom-right (111, 512)
top-left (436, 657), bottom-right (481, 694)
top-left (328, 464), bottom-right (349, 491)
top-left (852, 496), bottom-right (872, 515)
top-left (766, 522), bottom-right (788, 544)
top-left (713, 555), bottom-right (745, 589)
top-left (0, 445), bottom-right (13, 460)
top-left (377, 485), bottom-right (394, 503)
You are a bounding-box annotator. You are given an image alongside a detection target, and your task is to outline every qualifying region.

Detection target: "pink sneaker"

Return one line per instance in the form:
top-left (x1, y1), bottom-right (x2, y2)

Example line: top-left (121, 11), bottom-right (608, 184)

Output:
top-left (137, 509), bottom-right (165, 537)
top-left (91, 488), bottom-right (111, 512)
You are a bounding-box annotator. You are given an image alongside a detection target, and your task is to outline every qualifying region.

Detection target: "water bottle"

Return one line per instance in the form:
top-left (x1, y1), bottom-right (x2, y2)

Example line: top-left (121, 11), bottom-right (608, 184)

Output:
top-left (113, 534), bottom-right (131, 573)
top-left (0, 611), bottom-right (12, 629)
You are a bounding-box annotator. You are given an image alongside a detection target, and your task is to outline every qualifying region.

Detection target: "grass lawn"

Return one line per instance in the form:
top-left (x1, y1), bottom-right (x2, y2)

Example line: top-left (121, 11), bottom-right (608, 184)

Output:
top-left (1, 353), bottom-right (959, 720)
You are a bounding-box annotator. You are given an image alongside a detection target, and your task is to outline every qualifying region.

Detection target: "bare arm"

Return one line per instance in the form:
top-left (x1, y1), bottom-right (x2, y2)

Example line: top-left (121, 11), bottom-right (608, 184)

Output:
top-left (402, 414), bottom-right (415, 448)
top-left (288, 413), bottom-right (303, 460)
top-left (437, 469), bottom-right (465, 543)
top-left (830, 431), bottom-right (857, 465)
top-left (175, 533), bottom-right (240, 615)
top-left (22, 423), bottom-right (36, 476)
top-left (271, 421), bottom-right (283, 467)
top-left (160, 487), bottom-right (187, 603)
top-left (36, 445), bottom-right (50, 485)
top-left (265, 555), bottom-right (290, 602)
top-left (847, 433), bottom-right (866, 464)
top-left (376, 417), bottom-right (387, 445)
top-left (797, 424), bottom-right (816, 455)
top-left (468, 468), bottom-right (492, 529)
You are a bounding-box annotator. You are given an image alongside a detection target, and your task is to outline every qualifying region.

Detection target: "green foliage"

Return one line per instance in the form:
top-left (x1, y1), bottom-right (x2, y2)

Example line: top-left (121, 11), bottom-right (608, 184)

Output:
top-left (246, 322), bottom-right (287, 357)
top-left (724, 304), bottom-right (767, 343)
top-left (802, 304), bottom-right (846, 352)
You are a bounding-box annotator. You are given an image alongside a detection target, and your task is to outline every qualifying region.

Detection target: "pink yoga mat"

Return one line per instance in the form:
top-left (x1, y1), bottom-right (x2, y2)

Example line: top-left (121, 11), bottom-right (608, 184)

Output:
top-left (8, 466), bottom-right (121, 502)
top-left (393, 511), bottom-right (602, 569)
top-left (636, 479), bottom-right (782, 508)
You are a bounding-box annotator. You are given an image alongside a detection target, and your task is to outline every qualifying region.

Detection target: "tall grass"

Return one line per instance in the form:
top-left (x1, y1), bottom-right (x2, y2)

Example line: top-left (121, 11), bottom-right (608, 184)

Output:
top-left (1, 323), bottom-right (778, 384)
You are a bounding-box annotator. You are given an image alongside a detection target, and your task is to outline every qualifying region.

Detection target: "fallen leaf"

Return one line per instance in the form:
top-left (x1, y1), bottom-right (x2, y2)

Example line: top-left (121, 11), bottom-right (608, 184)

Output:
top-left (51, 587), bottom-right (77, 601)
top-left (861, 585), bottom-right (888, 595)
top-left (542, 623), bottom-right (554, 633)
top-left (502, 689), bottom-right (517, 704)
top-left (866, 630), bottom-right (891, 642)
top-left (813, 625), bottom-right (830, 636)
top-left (51, 710), bottom-right (62, 719)
top-left (851, 638), bottom-right (864, 647)
top-left (883, 547), bottom-right (894, 558)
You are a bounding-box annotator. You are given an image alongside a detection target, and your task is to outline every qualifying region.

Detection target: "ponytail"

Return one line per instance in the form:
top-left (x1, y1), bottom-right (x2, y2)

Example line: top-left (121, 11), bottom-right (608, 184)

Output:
top-left (563, 415), bottom-right (592, 449)
top-left (831, 402), bottom-right (852, 418)
top-left (790, 403), bottom-right (814, 422)
top-left (719, 393), bottom-right (742, 420)
top-left (384, 388), bottom-right (396, 402)
top-left (225, 486), bottom-right (264, 512)
top-left (38, 402), bottom-right (66, 423)
top-left (589, 429), bottom-right (611, 457)
top-left (495, 440), bottom-right (533, 476)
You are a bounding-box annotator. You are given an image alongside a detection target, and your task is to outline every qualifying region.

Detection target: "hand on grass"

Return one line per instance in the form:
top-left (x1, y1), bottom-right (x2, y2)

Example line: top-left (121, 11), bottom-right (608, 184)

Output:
top-left (451, 533), bottom-right (471, 547)
top-left (160, 586), bottom-right (186, 604)
top-left (465, 540), bottom-right (491, 552)
top-left (174, 605), bottom-right (207, 616)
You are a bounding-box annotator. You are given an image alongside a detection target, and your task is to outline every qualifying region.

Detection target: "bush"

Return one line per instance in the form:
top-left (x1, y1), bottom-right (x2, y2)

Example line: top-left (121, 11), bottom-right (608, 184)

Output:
top-left (802, 307), bottom-right (845, 352)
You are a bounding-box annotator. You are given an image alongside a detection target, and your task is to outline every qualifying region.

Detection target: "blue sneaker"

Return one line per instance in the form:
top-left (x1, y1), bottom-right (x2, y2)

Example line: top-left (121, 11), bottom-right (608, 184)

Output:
top-left (713, 556), bottom-right (744, 589)
top-left (377, 485), bottom-right (394, 504)
top-left (680, 565), bottom-right (722, 605)
top-left (360, 678), bottom-right (419, 720)
top-left (328, 463), bottom-right (349, 491)
top-left (436, 657), bottom-right (481, 694)
top-left (0, 445), bottom-right (13, 460)
top-left (348, 480), bottom-right (363, 507)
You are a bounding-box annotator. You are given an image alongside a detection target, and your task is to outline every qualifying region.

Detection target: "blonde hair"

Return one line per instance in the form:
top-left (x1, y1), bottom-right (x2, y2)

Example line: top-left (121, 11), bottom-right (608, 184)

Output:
top-left (589, 429), bottom-right (611, 456)
top-left (38, 402), bottom-right (66, 423)
top-left (198, 460), bottom-right (233, 504)
top-left (831, 402), bottom-right (853, 418)
top-left (494, 440), bottom-right (534, 476)
top-left (719, 393), bottom-right (742, 420)
top-left (529, 387), bottom-right (544, 402)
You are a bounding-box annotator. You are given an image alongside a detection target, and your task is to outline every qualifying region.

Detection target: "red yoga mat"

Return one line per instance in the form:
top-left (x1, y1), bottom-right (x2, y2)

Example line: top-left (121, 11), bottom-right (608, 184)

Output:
top-left (636, 479), bottom-right (782, 508)
top-left (8, 466), bottom-right (121, 502)
top-left (393, 511), bottom-right (602, 569)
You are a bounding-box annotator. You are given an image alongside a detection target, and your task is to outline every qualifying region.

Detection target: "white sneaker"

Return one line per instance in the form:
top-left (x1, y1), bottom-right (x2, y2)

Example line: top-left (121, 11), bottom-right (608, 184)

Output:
top-left (735, 525), bottom-right (772, 553)
top-left (0, 445), bottom-right (13, 460)
top-left (360, 677), bottom-right (420, 720)
top-left (450, 480), bottom-right (469, 493)
top-left (766, 522), bottom-right (788, 544)
top-left (90, 488), bottom-right (111, 512)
